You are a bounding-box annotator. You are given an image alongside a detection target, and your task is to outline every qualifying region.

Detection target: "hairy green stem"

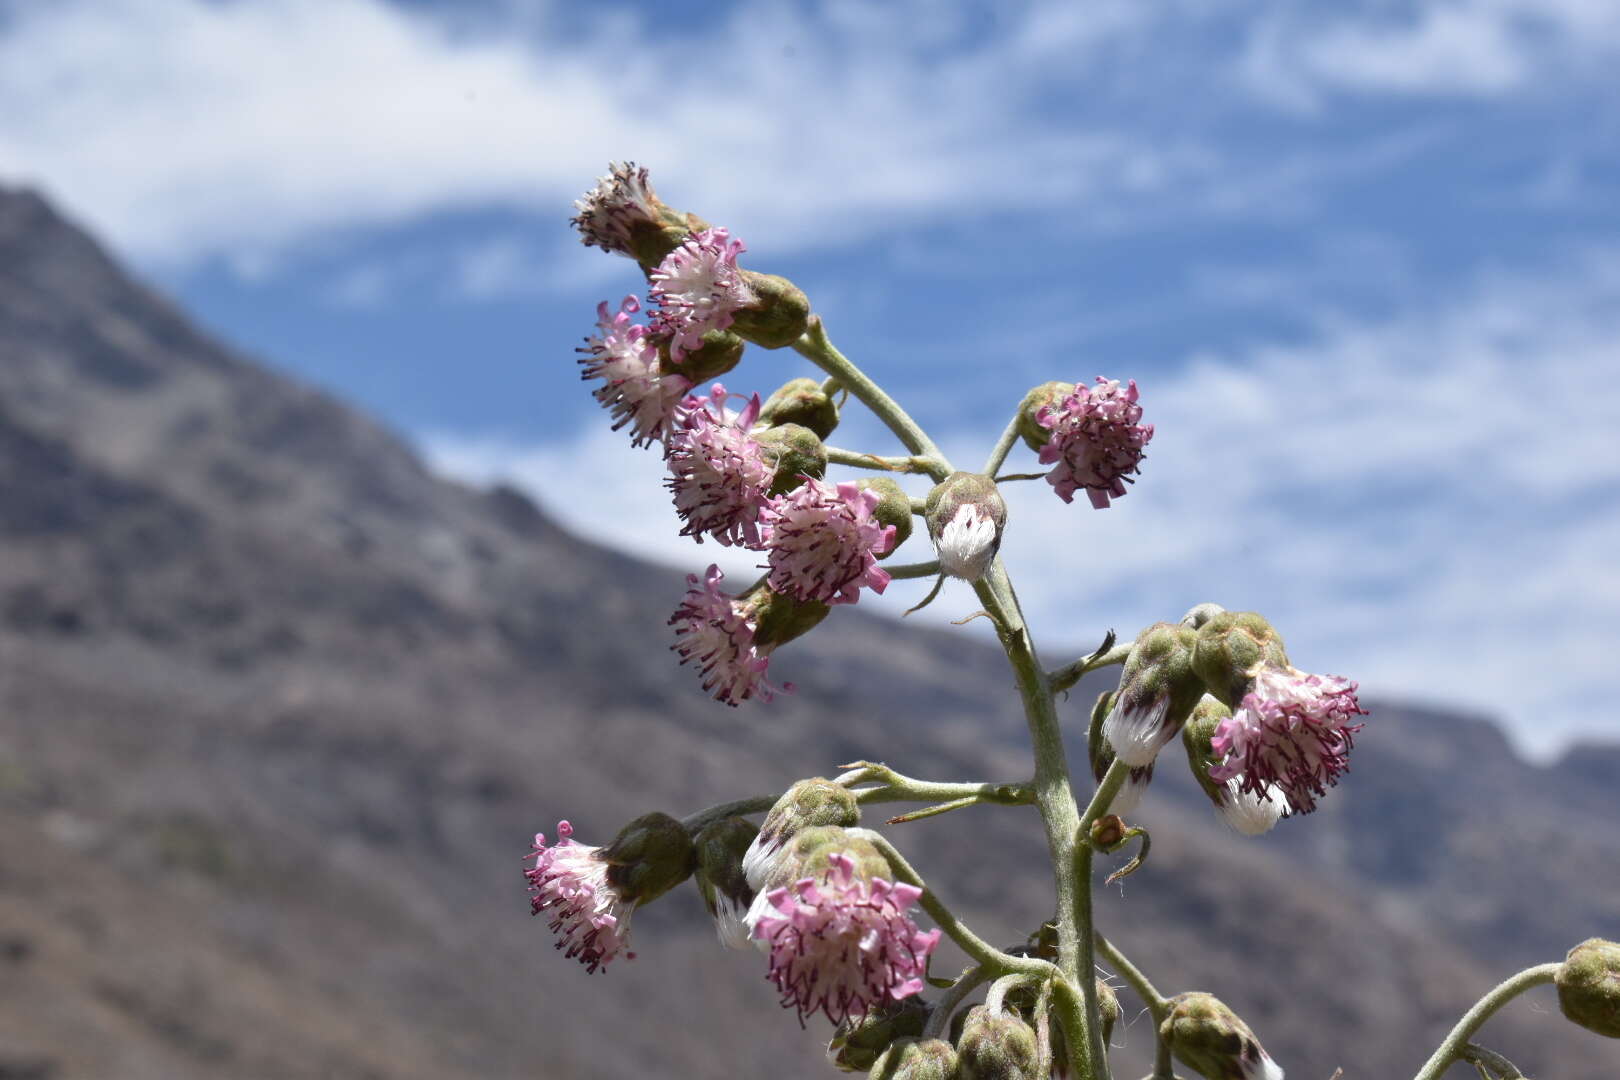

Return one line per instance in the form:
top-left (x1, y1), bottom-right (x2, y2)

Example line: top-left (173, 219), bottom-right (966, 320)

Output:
top-left (885, 560), bottom-right (944, 581)
top-left (924, 966), bottom-right (990, 1039)
top-left (982, 412), bottom-right (1023, 477)
top-left (971, 560), bottom-right (1102, 1079)
top-left (793, 319), bottom-right (952, 480)
top-left (824, 446), bottom-right (934, 472)
top-left (679, 795), bottom-right (777, 832)
top-left (1412, 964), bottom-right (1560, 1080)
top-left (1049, 643), bottom-right (1133, 695)
top-left (1095, 933), bottom-right (1169, 1022)
top-left (840, 763), bottom-right (1033, 808)
top-left (865, 833), bottom-right (1059, 982)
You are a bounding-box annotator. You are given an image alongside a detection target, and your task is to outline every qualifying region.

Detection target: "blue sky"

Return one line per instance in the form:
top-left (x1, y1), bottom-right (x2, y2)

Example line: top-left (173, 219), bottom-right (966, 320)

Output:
top-left (2, 0), bottom-right (1618, 757)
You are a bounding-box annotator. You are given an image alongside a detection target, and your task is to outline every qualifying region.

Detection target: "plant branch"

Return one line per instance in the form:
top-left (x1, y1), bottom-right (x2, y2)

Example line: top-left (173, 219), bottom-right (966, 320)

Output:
top-left (793, 318), bottom-right (952, 480)
top-left (1412, 964), bottom-right (1560, 1080)
top-left (1094, 933), bottom-right (1169, 1023)
top-left (824, 446), bottom-right (934, 473)
top-left (1050, 641), bottom-right (1132, 695)
top-left (982, 412), bottom-right (1023, 477)
top-left (924, 966), bottom-right (991, 1039)
top-left (679, 795), bottom-right (777, 832)
top-left (885, 560), bottom-right (944, 580)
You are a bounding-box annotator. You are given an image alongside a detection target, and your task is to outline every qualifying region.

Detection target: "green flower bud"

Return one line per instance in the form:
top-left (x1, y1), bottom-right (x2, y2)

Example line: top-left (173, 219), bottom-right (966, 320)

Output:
top-left (869, 1037), bottom-right (959, 1080)
top-left (1102, 623), bottom-right (1204, 768)
top-left (745, 779), bottom-right (861, 889)
top-left (1190, 612), bottom-right (1289, 708)
top-left (924, 472), bottom-right (1007, 582)
top-left (595, 811), bottom-right (695, 906)
top-left (664, 328), bottom-right (746, 384)
top-left (1016, 381), bottom-right (1074, 452)
top-left (1557, 937), bottom-right (1620, 1037)
top-left (828, 997), bottom-right (930, 1071)
top-left (755, 423), bottom-right (828, 496)
top-left (729, 270), bottom-right (812, 348)
top-left (860, 477), bottom-right (915, 556)
top-left (693, 817), bottom-right (758, 947)
top-left (759, 376), bottom-right (840, 439)
top-left (1159, 992), bottom-right (1282, 1080)
top-left (742, 583), bottom-right (831, 653)
top-left (957, 1005), bottom-right (1041, 1080)
top-left (1097, 978), bottom-right (1122, 1044)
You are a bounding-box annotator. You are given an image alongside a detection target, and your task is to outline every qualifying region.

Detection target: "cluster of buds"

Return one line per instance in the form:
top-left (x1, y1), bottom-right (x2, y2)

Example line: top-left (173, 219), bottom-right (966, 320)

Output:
top-left (1089, 609), bottom-right (1366, 825)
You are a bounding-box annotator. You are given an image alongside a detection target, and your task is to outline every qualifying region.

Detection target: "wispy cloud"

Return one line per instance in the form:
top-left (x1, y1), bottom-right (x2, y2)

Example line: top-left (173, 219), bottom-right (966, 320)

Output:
top-left (0, 0), bottom-right (1188, 267)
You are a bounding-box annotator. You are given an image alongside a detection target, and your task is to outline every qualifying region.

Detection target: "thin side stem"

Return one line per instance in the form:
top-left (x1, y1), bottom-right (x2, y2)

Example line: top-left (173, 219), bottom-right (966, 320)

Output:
top-left (1050, 643), bottom-right (1132, 695)
top-left (842, 764), bottom-right (1034, 809)
top-left (1412, 964), bottom-right (1560, 1080)
top-left (865, 833), bottom-right (1059, 982)
top-left (679, 795), bottom-right (777, 832)
top-left (792, 319), bottom-right (952, 480)
top-left (982, 412), bottom-right (1023, 477)
top-left (824, 446), bottom-right (933, 473)
top-left (924, 966), bottom-right (990, 1039)
top-left (1094, 933), bottom-right (1169, 1022)
top-left (885, 560), bottom-right (944, 581)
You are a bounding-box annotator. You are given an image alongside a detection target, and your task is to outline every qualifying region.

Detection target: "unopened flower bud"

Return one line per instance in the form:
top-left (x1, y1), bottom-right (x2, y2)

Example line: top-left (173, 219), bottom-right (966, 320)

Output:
top-left (694, 817), bottom-right (759, 948)
top-left (924, 472), bottom-right (1007, 582)
top-left (754, 423), bottom-right (829, 495)
top-left (595, 811), bottom-right (696, 906)
top-left (1016, 381), bottom-right (1074, 452)
top-left (1183, 697), bottom-right (1283, 836)
top-left (759, 377), bottom-right (840, 439)
top-left (1189, 612), bottom-right (1289, 708)
top-left (869, 1037), bottom-right (959, 1080)
top-left (1557, 937), bottom-right (1620, 1037)
top-left (957, 1005), bottom-right (1041, 1079)
top-left (860, 477), bottom-right (916, 556)
top-left (729, 270), bottom-right (813, 349)
top-left (1103, 623), bottom-right (1203, 767)
top-left (1159, 993), bottom-right (1283, 1080)
top-left (1088, 690), bottom-right (1153, 816)
top-left (745, 582), bottom-right (832, 654)
top-left (1097, 978), bottom-right (1122, 1044)
top-left (1089, 814), bottom-right (1127, 849)
top-left (744, 778), bottom-right (861, 891)
top-left (829, 997), bottom-right (930, 1071)
top-left (663, 328), bottom-right (746, 383)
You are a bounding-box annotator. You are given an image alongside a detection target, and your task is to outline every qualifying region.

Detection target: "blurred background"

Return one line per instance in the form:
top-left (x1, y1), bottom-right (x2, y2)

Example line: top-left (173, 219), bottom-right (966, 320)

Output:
top-left (0, 1), bottom-right (1617, 1077)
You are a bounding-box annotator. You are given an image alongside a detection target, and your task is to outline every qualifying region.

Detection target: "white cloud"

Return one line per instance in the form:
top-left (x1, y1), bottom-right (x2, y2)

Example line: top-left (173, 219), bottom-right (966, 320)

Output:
top-left (1240, 1), bottom-right (1620, 108)
top-left (0, 0), bottom-right (1188, 267)
top-left (425, 252), bottom-right (1620, 758)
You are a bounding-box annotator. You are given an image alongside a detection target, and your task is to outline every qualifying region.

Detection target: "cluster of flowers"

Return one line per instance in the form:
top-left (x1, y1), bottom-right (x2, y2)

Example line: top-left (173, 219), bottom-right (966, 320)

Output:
top-left (525, 782), bottom-right (941, 1031)
top-left (572, 165), bottom-right (906, 706)
top-left (571, 165), bottom-right (1159, 711)
top-left (1094, 612), bottom-right (1367, 831)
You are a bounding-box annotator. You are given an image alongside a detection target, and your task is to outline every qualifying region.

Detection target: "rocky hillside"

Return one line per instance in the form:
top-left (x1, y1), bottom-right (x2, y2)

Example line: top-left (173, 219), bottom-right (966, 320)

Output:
top-left (0, 185), bottom-right (1614, 1079)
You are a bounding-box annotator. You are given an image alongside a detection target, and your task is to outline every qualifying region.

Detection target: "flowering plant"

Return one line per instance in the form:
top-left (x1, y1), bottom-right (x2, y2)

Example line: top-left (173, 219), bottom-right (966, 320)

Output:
top-left (527, 164), bottom-right (1619, 1079)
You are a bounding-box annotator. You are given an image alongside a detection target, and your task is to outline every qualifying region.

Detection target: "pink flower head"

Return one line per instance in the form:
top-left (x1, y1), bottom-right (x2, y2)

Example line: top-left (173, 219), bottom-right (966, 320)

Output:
top-left (751, 850), bottom-right (941, 1025)
top-left (669, 564), bottom-right (787, 706)
top-left (571, 162), bottom-right (665, 256)
top-left (577, 296), bottom-right (692, 448)
top-left (665, 383), bottom-right (772, 548)
top-left (761, 479), bottom-right (895, 605)
top-left (1208, 667), bottom-right (1368, 815)
top-left (1036, 377), bottom-right (1154, 508)
top-left (650, 227), bottom-right (756, 362)
top-left (525, 820), bottom-right (634, 973)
